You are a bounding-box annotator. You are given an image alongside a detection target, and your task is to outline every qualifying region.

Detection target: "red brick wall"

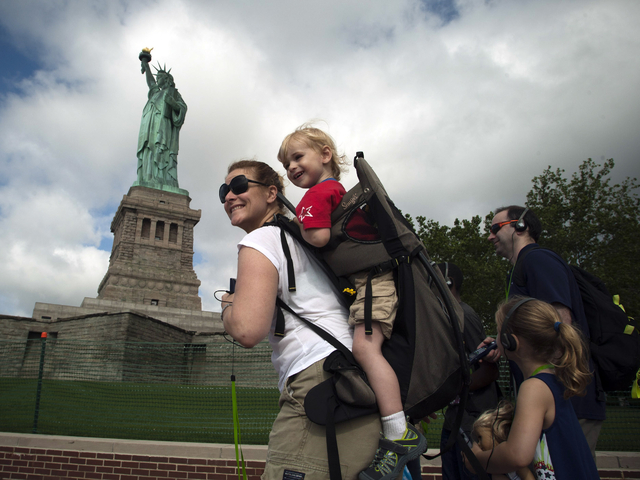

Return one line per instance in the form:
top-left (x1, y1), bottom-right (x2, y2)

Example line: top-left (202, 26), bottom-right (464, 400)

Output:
top-left (0, 445), bottom-right (635, 480)
top-left (0, 446), bottom-right (265, 480)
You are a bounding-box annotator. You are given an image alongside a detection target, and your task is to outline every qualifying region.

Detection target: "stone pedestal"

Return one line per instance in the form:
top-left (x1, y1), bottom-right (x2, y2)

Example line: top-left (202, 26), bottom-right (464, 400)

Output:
top-left (97, 186), bottom-right (202, 310)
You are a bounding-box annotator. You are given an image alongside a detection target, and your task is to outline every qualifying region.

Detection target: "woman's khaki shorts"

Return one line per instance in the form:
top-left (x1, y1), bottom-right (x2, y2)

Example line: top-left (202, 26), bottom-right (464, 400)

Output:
top-left (347, 270), bottom-right (398, 339)
top-left (262, 359), bottom-right (381, 480)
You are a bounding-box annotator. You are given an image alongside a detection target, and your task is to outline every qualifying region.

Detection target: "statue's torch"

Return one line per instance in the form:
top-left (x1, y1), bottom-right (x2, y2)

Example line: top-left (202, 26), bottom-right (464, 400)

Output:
top-left (139, 47), bottom-right (153, 73)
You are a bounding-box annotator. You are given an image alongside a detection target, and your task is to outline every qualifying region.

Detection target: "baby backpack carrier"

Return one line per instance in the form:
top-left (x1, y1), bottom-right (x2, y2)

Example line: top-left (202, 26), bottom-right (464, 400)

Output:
top-left (322, 153), bottom-right (468, 420)
top-left (271, 153), bottom-right (473, 478)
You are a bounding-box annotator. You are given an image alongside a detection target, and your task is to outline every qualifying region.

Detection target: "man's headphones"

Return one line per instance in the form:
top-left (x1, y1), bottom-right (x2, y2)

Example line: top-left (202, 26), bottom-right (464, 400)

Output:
top-left (500, 297), bottom-right (535, 351)
top-left (444, 262), bottom-right (452, 286)
top-left (514, 207), bottom-right (529, 232)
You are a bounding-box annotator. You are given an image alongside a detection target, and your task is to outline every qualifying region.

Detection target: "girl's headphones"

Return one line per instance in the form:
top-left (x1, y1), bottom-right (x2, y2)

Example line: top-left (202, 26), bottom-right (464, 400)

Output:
top-left (514, 207), bottom-right (529, 232)
top-left (500, 297), bottom-right (535, 351)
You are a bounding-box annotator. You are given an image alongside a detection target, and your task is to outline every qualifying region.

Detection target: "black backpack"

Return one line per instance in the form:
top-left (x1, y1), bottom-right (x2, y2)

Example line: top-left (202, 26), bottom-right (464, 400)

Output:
top-left (513, 246), bottom-right (640, 392)
top-left (269, 154), bottom-right (476, 476)
top-left (320, 153), bottom-right (468, 421)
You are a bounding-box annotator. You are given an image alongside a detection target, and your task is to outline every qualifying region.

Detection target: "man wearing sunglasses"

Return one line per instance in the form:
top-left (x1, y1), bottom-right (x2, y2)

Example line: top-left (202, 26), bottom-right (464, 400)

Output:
top-left (488, 205), bottom-right (605, 460)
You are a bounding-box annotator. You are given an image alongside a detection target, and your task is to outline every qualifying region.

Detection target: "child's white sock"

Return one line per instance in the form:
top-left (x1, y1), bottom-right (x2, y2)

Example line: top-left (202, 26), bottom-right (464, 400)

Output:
top-left (381, 411), bottom-right (407, 440)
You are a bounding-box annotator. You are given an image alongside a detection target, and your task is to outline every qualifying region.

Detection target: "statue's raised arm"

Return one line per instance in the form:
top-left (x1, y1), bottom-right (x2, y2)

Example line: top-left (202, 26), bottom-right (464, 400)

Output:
top-left (134, 48), bottom-right (188, 191)
top-left (140, 48), bottom-right (156, 89)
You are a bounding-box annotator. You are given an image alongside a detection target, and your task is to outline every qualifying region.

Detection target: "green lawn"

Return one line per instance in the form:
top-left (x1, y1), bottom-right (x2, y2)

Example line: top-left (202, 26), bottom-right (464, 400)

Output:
top-left (1, 378), bottom-right (638, 451)
top-left (0, 378), bottom-right (280, 444)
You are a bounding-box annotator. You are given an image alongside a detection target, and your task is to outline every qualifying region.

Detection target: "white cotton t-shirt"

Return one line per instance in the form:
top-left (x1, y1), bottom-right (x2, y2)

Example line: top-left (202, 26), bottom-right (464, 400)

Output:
top-left (239, 225), bottom-right (353, 392)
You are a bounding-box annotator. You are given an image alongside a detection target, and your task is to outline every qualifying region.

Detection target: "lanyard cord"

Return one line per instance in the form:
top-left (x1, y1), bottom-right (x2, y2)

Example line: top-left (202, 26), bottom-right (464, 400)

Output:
top-left (530, 364), bottom-right (555, 377)
top-left (505, 266), bottom-right (515, 301)
top-left (231, 338), bottom-right (247, 480)
top-left (505, 230), bottom-right (519, 300)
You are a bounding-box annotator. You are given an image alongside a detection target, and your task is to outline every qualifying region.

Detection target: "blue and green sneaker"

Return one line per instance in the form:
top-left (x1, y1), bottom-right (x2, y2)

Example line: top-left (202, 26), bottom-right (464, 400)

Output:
top-left (359, 424), bottom-right (427, 480)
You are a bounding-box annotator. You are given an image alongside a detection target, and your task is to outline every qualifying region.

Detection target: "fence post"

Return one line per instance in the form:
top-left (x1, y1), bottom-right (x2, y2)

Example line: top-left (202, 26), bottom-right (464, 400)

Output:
top-left (32, 332), bottom-right (47, 434)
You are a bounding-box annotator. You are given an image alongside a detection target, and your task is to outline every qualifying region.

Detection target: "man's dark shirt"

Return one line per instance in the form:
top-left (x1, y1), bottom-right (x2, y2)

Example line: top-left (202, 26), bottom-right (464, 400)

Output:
top-left (507, 243), bottom-right (606, 421)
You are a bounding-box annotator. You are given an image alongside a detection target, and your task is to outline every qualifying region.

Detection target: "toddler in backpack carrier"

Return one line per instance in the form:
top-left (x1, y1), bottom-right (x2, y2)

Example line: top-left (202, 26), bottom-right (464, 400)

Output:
top-left (278, 124), bottom-right (426, 480)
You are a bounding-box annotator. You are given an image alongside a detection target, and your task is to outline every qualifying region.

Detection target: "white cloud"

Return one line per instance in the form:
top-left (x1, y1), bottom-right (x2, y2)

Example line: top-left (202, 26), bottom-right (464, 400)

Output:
top-left (0, 187), bottom-right (109, 316)
top-left (0, 0), bottom-right (639, 317)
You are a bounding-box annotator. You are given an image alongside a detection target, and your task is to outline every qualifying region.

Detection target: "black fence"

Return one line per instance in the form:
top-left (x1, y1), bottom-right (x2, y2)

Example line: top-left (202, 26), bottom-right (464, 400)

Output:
top-left (0, 338), bottom-right (637, 451)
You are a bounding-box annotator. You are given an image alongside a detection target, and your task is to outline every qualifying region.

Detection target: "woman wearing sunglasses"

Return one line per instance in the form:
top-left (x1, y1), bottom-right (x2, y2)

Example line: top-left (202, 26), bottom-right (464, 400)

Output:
top-left (219, 160), bottom-right (380, 480)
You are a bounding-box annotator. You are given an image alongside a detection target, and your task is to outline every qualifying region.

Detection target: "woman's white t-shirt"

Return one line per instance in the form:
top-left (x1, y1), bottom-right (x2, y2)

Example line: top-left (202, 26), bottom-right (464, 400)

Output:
top-left (239, 225), bottom-right (353, 392)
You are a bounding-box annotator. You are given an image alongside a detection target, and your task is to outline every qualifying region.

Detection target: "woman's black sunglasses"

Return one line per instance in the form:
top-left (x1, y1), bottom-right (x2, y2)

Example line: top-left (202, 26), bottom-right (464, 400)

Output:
top-left (219, 175), bottom-right (270, 203)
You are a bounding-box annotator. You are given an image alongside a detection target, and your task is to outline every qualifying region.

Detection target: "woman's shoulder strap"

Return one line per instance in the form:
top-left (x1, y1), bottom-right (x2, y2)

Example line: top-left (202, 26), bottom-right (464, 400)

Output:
top-left (263, 214), bottom-right (352, 337)
top-left (263, 215), bottom-right (297, 293)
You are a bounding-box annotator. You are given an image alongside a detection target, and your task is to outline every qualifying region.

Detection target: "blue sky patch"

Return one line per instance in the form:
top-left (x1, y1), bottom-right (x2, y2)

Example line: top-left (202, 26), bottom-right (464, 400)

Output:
top-left (98, 236), bottom-right (114, 252)
top-left (0, 28), bottom-right (40, 95)
top-left (419, 0), bottom-right (460, 25)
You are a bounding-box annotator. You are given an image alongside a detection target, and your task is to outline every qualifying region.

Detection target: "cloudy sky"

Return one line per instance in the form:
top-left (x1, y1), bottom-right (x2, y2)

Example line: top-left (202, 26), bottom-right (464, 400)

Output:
top-left (1, 0), bottom-right (638, 317)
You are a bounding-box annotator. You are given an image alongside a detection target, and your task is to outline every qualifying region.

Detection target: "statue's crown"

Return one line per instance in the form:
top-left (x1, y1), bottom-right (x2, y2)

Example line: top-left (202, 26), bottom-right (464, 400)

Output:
top-left (152, 62), bottom-right (172, 76)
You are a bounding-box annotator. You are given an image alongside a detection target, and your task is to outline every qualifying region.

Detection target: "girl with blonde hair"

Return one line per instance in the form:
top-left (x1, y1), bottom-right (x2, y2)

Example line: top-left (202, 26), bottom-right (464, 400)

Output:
top-left (465, 297), bottom-right (599, 479)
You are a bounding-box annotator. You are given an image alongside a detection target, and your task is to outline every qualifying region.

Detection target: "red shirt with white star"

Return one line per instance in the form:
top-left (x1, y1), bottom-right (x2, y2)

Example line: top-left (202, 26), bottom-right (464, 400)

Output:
top-left (297, 179), bottom-right (379, 241)
top-left (296, 179), bottom-right (345, 229)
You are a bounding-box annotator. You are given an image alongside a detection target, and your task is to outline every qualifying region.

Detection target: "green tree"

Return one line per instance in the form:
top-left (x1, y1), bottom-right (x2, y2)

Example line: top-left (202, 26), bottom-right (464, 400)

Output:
top-left (410, 214), bottom-right (508, 333)
top-left (408, 158), bottom-right (639, 332)
top-left (527, 158), bottom-right (639, 317)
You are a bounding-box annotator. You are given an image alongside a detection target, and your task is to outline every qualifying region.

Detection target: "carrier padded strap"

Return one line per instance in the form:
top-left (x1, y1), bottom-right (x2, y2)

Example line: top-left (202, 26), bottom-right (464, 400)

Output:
top-left (273, 225), bottom-right (296, 337)
top-left (276, 298), bottom-right (356, 363)
top-left (325, 396), bottom-right (342, 480)
top-left (364, 269), bottom-right (375, 335)
top-left (280, 228), bottom-right (296, 292)
top-left (374, 255), bottom-right (410, 274)
top-left (274, 306), bottom-right (286, 338)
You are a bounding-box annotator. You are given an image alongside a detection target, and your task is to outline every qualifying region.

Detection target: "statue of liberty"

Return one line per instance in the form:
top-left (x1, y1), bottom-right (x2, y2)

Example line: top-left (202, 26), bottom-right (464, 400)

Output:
top-left (135, 48), bottom-right (187, 190)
